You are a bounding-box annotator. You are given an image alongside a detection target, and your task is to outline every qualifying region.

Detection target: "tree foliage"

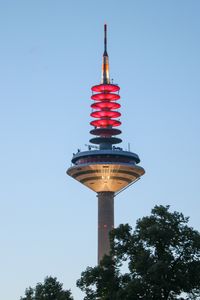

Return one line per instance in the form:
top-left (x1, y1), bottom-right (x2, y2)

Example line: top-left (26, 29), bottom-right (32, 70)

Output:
top-left (20, 276), bottom-right (73, 300)
top-left (77, 205), bottom-right (200, 300)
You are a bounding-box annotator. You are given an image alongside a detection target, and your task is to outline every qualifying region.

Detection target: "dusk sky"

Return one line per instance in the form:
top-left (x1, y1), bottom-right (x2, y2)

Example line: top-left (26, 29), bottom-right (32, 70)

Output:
top-left (0, 1), bottom-right (200, 299)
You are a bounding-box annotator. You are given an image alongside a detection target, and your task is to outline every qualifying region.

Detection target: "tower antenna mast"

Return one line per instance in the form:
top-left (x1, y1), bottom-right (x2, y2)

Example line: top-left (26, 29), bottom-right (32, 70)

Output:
top-left (104, 24), bottom-right (107, 55)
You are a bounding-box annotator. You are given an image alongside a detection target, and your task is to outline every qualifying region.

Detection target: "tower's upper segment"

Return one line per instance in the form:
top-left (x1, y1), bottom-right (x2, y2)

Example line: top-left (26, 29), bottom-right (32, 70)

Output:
top-left (90, 25), bottom-right (122, 149)
top-left (67, 25), bottom-right (145, 193)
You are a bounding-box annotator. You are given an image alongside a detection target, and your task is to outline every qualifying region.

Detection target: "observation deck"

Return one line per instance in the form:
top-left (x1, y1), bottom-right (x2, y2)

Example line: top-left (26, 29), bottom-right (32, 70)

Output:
top-left (67, 148), bottom-right (145, 193)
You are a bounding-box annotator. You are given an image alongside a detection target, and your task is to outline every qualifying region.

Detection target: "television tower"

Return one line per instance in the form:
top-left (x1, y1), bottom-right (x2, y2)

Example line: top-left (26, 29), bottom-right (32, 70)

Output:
top-left (67, 25), bottom-right (145, 264)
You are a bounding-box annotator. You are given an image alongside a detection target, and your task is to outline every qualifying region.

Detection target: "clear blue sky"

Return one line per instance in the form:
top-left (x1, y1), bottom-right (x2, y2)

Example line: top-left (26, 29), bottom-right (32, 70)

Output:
top-left (0, 1), bottom-right (200, 299)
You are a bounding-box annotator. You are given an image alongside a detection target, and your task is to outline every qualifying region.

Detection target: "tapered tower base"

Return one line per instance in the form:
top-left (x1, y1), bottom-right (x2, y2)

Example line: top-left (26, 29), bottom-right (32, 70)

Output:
top-left (98, 192), bottom-right (114, 264)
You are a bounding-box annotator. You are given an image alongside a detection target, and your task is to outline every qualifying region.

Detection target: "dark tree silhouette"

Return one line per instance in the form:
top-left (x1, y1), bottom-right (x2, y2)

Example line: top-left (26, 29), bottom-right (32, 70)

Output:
top-left (20, 276), bottom-right (73, 300)
top-left (77, 205), bottom-right (200, 300)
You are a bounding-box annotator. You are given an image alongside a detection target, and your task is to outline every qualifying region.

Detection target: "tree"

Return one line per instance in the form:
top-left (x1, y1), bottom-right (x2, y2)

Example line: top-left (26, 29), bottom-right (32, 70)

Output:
top-left (20, 276), bottom-right (73, 300)
top-left (77, 205), bottom-right (200, 300)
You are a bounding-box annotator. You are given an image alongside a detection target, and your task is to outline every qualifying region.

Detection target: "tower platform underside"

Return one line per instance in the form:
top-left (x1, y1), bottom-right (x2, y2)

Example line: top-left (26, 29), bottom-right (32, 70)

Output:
top-left (67, 149), bottom-right (145, 193)
top-left (67, 162), bottom-right (144, 193)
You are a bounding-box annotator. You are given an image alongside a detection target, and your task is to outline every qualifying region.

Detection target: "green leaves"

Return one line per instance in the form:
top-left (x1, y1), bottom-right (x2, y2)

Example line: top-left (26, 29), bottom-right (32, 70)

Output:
top-left (77, 256), bottom-right (120, 300)
top-left (77, 205), bottom-right (200, 300)
top-left (20, 277), bottom-right (73, 300)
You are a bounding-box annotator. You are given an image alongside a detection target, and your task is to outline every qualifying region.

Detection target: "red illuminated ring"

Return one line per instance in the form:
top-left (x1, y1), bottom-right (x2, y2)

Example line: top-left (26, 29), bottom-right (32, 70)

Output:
top-left (90, 119), bottom-right (121, 127)
top-left (91, 84), bottom-right (120, 93)
top-left (91, 102), bottom-right (121, 110)
top-left (91, 93), bottom-right (120, 101)
top-left (91, 111), bottom-right (121, 118)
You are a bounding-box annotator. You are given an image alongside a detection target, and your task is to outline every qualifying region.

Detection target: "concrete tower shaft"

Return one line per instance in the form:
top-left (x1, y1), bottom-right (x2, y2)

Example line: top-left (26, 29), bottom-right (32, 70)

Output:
top-left (98, 192), bottom-right (114, 264)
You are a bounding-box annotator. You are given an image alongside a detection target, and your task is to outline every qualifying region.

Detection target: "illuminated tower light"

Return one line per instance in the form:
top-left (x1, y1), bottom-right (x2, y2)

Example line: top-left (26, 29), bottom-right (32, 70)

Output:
top-left (67, 24), bottom-right (145, 264)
